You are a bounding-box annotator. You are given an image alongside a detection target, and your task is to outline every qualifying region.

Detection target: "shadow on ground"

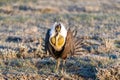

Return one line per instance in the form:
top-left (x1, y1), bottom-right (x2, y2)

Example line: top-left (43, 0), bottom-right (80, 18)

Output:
top-left (6, 36), bottom-right (22, 43)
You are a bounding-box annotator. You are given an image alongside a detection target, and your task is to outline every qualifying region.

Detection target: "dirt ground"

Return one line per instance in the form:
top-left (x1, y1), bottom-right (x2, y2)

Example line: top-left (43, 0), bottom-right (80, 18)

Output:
top-left (0, 0), bottom-right (120, 80)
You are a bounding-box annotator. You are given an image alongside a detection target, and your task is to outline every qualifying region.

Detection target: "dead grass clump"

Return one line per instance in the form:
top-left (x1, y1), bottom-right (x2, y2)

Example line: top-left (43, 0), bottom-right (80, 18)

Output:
top-left (84, 6), bottom-right (100, 12)
top-left (39, 7), bottom-right (59, 13)
top-left (16, 44), bottom-right (29, 59)
top-left (0, 6), bottom-right (13, 14)
top-left (84, 37), bottom-right (119, 54)
top-left (16, 37), bottom-right (45, 59)
top-left (98, 39), bottom-right (116, 53)
top-left (16, 4), bottom-right (60, 13)
top-left (0, 49), bottom-right (18, 60)
top-left (3, 73), bottom-right (40, 80)
top-left (97, 65), bottom-right (120, 80)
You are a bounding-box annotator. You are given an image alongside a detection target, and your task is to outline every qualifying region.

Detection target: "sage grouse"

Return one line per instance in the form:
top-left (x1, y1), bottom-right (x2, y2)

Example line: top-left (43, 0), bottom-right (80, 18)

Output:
top-left (45, 22), bottom-right (82, 73)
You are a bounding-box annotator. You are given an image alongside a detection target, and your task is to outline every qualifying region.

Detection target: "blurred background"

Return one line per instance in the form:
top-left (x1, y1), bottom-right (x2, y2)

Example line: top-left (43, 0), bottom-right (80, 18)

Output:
top-left (0, 0), bottom-right (120, 79)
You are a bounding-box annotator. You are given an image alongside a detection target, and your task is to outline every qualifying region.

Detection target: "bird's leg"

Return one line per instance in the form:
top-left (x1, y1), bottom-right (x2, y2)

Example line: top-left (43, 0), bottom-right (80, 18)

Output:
top-left (61, 60), bottom-right (72, 79)
top-left (61, 59), bottom-right (66, 74)
top-left (55, 58), bottom-right (60, 74)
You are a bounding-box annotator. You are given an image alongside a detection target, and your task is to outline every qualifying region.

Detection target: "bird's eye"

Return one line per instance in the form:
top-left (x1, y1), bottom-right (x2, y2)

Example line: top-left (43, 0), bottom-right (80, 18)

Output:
top-left (55, 25), bottom-right (61, 32)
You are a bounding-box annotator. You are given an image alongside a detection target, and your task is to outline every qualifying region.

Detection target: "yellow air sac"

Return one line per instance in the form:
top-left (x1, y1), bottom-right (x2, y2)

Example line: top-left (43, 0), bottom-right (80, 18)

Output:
top-left (50, 35), bottom-right (65, 51)
top-left (58, 35), bottom-right (64, 46)
top-left (51, 37), bottom-right (56, 45)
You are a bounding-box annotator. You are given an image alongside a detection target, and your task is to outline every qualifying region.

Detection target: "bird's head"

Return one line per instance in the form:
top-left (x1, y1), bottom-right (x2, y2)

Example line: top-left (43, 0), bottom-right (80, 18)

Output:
top-left (55, 23), bottom-right (61, 33)
top-left (49, 22), bottom-right (67, 51)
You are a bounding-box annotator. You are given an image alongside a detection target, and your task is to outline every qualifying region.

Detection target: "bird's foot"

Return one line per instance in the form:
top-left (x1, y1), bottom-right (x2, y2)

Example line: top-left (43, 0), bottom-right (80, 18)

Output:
top-left (60, 71), bottom-right (73, 79)
top-left (53, 69), bottom-right (60, 75)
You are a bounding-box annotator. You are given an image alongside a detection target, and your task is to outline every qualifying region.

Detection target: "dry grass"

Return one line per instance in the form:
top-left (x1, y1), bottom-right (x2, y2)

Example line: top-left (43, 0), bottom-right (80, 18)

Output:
top-left (97, 38), bottom-right (116, 53)
top-left (97, 64), bottom-right (120, 80)
top-left (0, 0), bottom-right (120, 79)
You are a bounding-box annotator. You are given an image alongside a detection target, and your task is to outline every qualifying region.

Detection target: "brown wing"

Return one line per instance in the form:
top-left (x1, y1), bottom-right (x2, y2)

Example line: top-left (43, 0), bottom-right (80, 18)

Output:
top-left (61, 28), bottom-right (75, 59)
top-left (61, 28), bottom-right (85, 59)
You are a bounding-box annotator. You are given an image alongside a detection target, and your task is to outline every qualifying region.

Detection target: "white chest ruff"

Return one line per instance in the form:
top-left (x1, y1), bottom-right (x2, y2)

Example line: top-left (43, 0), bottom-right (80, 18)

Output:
top-left (49, 22), bottom-right (67, 40)
top-left (49, 22), bottom-right (67, 51)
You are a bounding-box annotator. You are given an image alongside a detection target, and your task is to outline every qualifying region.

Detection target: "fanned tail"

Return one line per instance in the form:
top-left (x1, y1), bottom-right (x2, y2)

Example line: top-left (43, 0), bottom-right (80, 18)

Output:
top-left (74, 38), bottom-right (87, 55)
top-left (72, 31), bottom-right (91, 55)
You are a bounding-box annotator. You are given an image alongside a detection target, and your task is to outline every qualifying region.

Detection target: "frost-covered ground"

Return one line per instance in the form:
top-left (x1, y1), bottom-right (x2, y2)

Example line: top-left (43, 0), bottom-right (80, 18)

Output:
top-left (0, 0), bottom-right (120, 80)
